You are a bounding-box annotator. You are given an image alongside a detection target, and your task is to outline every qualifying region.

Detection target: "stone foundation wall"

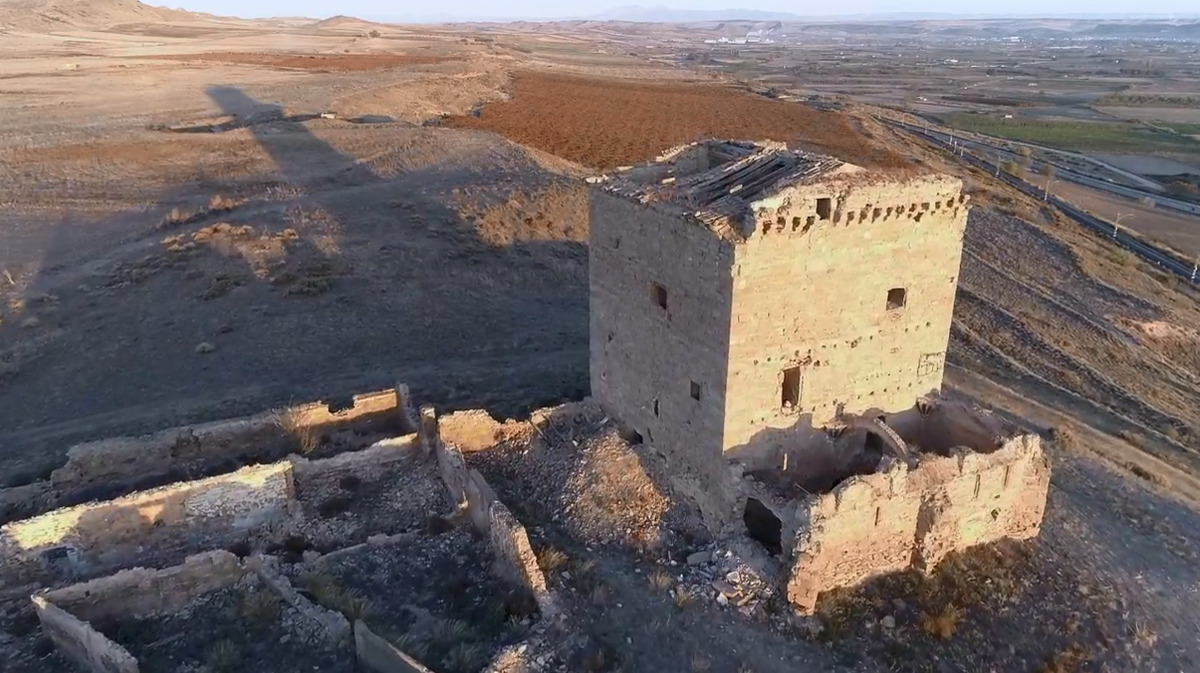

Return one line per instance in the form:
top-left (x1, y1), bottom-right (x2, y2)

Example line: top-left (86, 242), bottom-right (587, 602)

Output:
top-left (50, 388), bottom-right (402, 490)
top-left (31, 595), bottom-right (139, 673)
top-left (354, 620), bottom-right (434, 673)
top-left (291, 434), bottom-right (420, 494)
top-left (435, 423), bottom-right (557, 619)
top-left (787, 433), bottom-right (1049, 613)
top-left (0, 463), bottom-right (293, 585)
top-left (42, 551), bottom-right (244, 621)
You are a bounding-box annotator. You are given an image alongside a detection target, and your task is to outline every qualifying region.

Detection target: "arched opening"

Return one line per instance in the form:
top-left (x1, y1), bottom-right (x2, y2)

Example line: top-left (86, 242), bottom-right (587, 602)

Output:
top-left (743, 498), bottom-right (783, 556)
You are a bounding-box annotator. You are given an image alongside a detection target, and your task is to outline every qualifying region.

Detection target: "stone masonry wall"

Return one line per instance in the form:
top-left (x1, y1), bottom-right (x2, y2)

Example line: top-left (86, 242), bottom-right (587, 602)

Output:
top-left (787, 459), bottom-right (920, 613)
top-left (51, 388), bottom-right (401, 490)
top-left (911, 434), bottom-right (1051, 569)
top-left (0, 463), bottom-right (293, 584)
top-left (31, 595), bottom-right (139, 673)
top-left (787, 433), bottom-right (1049, 613)
top-left (41, 550), bottom-right (244, 622)
top-left (725, 174), bottom-right (968, 460)
top-left (589, 190), bottom-right (736, 492)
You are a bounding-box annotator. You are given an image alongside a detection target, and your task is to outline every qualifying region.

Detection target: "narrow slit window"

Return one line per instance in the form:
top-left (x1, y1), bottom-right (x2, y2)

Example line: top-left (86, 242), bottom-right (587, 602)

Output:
top-left (652, 283), bottom-right (668, 310)
top-left (816, 197), bottom-right (832, 221)
top-left (690, 381), bottom-right (701, 401)
top-left (887, 287), bottom-right (907, 311)
top-left (653, 399), bottom-right (660, 417)
top-left (781, 367), bottom-right (802, 410)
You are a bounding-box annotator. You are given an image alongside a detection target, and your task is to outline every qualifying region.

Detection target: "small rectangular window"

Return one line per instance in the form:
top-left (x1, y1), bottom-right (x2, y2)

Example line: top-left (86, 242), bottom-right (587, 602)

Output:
top-left (652, 283), bottom-right (668, 310)
top-left (690, 381), bottom-right (701, 401)
top-left (781, 367), bottom-right (802, 410)
top-left (816, 197), bottom-right (832, 221)
top-left (887, 287), bottom-right (907, 311)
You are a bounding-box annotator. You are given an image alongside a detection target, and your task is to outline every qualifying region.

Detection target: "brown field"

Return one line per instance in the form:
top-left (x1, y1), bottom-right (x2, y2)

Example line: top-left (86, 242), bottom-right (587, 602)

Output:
top-left (444, 72), bottom-right (909, 170)
top-left (147, 51), bottom-right (454, 71)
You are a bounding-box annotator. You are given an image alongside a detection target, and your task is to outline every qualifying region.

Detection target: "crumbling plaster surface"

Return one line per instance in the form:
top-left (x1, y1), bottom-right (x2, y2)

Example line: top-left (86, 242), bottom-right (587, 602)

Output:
top-left (41, 551), bottom-right (244, 622)
top-left (0, 463), bottom-right (293, 586)
top-left (785, 432), bottom-right (1050, 613)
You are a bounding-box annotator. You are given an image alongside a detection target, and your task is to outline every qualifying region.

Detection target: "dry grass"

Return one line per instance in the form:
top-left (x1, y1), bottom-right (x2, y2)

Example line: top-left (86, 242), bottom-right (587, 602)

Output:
top-left (299, 571), bottom-right (372, 621)
top-left (919, 604), bottom-right (961, 640)
top-left (240, 589), bottom-right (281, 630)
top-left (648, 567), bottom-right (674, 592)
top-left (535, 546), bottom-right (570, 576)
top-left (206, 639), bottom-right (242, 671)
top-left (272, 408), bottom-right (320, 453)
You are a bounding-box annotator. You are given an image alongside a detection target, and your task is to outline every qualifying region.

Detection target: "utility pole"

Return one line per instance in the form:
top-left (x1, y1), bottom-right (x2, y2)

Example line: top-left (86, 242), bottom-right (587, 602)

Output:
top-left (1042, 176), bottom-right (1056, 201)
top-left (1112, 212), bottom-right (1131, 239)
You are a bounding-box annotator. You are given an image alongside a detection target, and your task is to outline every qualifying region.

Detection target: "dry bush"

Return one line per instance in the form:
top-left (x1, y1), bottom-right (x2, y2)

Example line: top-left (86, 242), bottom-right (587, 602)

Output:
top-left (299, 571), bottom-right (370, 620)
top-left (648, 567), bottom-right (674, 592)
top-left (1038, 643), bottom-right (1088, 673)
top-left (673, 588), bottom-right (694, 609)
top-left (536, 546), bottom-right (569, 575)
top-left (920, 604), bottom-right (960, 639)
top-left (240, 589), bottom-right (281, 629)
top-left (272, 408), bottom-right (320, 453)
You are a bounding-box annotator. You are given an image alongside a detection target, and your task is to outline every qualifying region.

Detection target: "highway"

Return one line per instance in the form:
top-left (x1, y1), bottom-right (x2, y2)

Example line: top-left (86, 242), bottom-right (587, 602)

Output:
top-left (882, 119), bottom-right (1200, 285)
top-left (896, 122), bottom-right (1200, 218)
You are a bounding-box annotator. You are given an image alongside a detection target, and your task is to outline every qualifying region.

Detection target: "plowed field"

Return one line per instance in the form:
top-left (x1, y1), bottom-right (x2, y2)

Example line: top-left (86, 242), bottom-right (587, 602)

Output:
top-left (444, 72), bottom-right (908, 170)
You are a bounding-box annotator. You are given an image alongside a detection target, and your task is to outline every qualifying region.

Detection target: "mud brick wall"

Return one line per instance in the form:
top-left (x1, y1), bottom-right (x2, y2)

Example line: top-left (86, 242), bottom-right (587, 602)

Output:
top-left (32, 596), bottom-right (139, 673)
top-left (51, 388), bottom-right (401, 489)
top-left (589, 190), bottom-right (737, 492)
top-left (911, 435), bottom-right (1051, 569)
top-left (787, 459), bottom-right (919, 613)
top-left (42, 551), bottom-right (244, 621)
top-left (0, 463), bottom-right (293, 580)
top-left (727, 174), bottom-right (968, 458)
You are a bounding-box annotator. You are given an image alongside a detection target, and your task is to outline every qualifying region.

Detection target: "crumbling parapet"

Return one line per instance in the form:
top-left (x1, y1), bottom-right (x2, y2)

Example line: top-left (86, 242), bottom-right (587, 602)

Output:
top-left (784, 429), bottom-right (1049, 614)
top-left (911, 433), bottom-right (1050, 570)
top-left (787, 458), bottom-right (918, 613)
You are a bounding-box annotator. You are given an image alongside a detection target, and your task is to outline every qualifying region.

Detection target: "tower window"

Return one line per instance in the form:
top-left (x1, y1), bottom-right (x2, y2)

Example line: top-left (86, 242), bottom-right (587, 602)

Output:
top-left (816, 197), bottom-right (832, 221)
top-left (652, 283), bottom-right (668, 310)
top-left (781, 367), bottom-right (802, 410)
top-left (886, 287), bottom-right (907, 311)
top-left (690, 381), bottom-right (701, 401)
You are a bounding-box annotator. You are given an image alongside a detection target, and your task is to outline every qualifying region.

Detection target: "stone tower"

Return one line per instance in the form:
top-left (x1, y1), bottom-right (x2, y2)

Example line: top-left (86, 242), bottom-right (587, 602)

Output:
top-left (588, 140), bottom-right (970, 489)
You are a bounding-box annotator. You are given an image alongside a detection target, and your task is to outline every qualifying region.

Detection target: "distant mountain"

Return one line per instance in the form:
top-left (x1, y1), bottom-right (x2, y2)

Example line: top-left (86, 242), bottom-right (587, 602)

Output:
top-left (589, 5), bottom-right (803, 22)
top-left (0, 0), bottom-right (207, 32)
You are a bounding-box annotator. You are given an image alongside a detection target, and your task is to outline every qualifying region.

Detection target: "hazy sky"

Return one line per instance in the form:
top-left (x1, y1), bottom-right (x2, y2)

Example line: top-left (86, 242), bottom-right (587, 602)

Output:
top-left (163, 0), bottom-right (1197, 21)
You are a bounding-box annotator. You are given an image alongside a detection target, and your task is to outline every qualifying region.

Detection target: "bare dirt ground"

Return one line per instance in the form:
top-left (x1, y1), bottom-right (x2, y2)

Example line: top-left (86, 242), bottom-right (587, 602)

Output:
top-left (3, 9), bottom-right (1200, 673)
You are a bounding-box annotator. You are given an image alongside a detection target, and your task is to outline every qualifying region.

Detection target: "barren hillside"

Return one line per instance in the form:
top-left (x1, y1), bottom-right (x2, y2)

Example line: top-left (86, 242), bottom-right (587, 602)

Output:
top-left (0, 0), bottom-right (206, 32)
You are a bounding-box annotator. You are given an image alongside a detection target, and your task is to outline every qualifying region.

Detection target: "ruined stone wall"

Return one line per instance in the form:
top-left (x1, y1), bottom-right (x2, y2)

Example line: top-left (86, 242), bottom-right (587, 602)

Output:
top-left (435, 434), bottom-right (556, 618)
top-left (911, 435), bottom-right (1051, 569)
top-left (354, 620), bottom-right (434, 673)
top-left (787, 460), bottom-right (920, 613)
top-left (589, 190), bottom-right (736, 489)
top-left (291, 434), bottom-right (420, 496)
top-left (42, 551), bottom-right (244, 621)
top-left (51, 388), bottom-right (401, 490)
top-left (31, 596), bottom-right (139, 673)
top-left (787, 432), bottom-right (1049, 613)
top-left (726, 174), bottom-right (968, 459)
top-left (1, 463), bottom-right (293, 584)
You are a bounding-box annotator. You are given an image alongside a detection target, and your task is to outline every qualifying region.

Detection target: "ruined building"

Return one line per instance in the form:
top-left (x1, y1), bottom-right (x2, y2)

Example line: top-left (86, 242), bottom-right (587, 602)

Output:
top-left (589, 140), bottom-right (1051, 612)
